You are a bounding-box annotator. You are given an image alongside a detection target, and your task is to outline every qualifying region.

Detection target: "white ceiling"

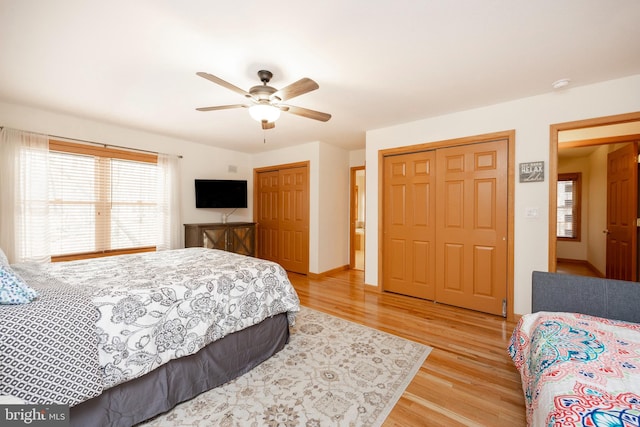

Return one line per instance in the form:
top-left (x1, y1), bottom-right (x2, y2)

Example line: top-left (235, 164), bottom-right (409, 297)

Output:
top-left (1, 0), bottom-right (639, 153)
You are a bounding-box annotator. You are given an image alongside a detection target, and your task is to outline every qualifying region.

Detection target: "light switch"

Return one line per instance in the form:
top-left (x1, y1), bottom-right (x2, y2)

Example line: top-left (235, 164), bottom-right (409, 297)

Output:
top-left (525, 207), bottom-right (539, 219)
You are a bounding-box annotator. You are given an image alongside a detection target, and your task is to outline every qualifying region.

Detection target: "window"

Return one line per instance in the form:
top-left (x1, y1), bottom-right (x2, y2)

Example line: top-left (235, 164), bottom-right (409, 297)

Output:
top-left (557, 172), bottom-right (582, 241)
top-left (48, 140), bottom-right (159, 260)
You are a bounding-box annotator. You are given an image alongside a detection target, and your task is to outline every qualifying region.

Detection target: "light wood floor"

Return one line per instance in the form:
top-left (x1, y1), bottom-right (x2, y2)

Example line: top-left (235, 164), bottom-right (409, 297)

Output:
top-left (288, 269), bottom-right (526, 427)
top-left (556, 260), bottom-right (600, 277)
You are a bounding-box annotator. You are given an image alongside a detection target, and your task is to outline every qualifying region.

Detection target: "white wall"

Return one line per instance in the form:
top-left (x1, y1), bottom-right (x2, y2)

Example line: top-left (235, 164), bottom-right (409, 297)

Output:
top-left (349, 149), bottom-right (365, 167)
top-left (365, 74), bottom-right (640, 315)
top-left (587, 146), bottom-right (608, 274)
top-left (317, 142), bottom-right (350, 272)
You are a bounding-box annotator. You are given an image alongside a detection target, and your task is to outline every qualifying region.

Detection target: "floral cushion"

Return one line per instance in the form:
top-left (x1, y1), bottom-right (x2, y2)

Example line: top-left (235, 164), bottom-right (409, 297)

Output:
top-left (0, 248), bottom-right (38, 304)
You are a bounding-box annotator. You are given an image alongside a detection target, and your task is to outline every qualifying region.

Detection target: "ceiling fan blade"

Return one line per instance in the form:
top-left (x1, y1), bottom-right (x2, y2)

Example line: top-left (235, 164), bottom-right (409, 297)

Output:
top-left (261, 120), bottom-right (275, 130)
top-left (272, 78), bottom-right (319, 102)
top-left (196, 72), bottom-right (251, 98)
top-left (283, 105), bottom-right (331, 122)
top-left (196, 104), bottom-right (249, 112)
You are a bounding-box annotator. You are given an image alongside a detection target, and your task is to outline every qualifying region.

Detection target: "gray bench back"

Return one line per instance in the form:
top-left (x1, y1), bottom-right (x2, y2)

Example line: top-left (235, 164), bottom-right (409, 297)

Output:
top-left (532, 271), bottom-right (640, 323)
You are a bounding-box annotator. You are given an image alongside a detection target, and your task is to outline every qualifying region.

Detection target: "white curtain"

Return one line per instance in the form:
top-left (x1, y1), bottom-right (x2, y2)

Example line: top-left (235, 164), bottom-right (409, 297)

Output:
top-left (156, 153), bottom-right (181, 250)
top-left (0, 128), bottom-right (50, 263)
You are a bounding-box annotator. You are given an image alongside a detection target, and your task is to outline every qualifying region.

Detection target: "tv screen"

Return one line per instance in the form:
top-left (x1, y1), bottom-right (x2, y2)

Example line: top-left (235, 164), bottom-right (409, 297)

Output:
top-left (195, 179), bottom-right (248, 208)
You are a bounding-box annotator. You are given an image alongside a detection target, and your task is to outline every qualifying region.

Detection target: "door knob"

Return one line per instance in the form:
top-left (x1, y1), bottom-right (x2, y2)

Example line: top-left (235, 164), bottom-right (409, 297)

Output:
top-left (603, 229), bottom-right (610, 235)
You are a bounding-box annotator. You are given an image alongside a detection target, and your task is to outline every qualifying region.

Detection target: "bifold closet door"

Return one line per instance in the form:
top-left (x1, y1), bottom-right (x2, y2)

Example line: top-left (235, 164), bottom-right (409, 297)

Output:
top-left (256, 165), bottom-right (309, 275)
top-left (382, 139), bottom-right (508, 316)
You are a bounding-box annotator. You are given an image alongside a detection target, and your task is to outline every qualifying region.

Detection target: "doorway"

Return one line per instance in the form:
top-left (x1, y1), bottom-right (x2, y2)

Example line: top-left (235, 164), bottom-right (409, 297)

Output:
top-left (350, 166), bottom-right (365, 270)
top-left (549, 112), bottom-right (640, 281)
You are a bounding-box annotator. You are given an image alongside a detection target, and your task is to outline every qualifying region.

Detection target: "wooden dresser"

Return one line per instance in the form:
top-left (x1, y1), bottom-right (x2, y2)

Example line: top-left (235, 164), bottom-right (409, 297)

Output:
top-left (184, 222), bottom-right (256, 257)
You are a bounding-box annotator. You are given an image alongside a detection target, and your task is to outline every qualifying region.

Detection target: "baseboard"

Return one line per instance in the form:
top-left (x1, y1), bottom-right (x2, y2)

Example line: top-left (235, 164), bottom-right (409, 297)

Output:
top-left (307, 265), bottom-right (349, 279)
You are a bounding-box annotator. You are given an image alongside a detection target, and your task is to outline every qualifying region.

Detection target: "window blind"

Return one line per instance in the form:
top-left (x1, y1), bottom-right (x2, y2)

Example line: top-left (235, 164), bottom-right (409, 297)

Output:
top-left (556, 173), bottom-right (581, 240)
top-left (48, 141), bottom-right (159, 258)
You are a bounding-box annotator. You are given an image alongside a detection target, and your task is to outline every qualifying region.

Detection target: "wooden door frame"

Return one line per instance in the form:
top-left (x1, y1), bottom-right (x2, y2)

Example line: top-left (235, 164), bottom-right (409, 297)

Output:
top-left (377, 130), bottom-right (516, 320)
top-left (548, 111), bottom-right (640, 274)
top-left (253, 161), bottom-right (310, 274)
top-left (350, 166), bottom-right (365, 269)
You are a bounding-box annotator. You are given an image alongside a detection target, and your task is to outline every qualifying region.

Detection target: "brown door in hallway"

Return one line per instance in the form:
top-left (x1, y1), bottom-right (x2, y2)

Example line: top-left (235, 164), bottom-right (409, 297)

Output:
top-left (435, 140), bottom-right (508, 315)
top-left (382, 151), bottom-right (436, 300)
top-left (255, 163), bottom-right (309, 274)
top-left (606, 142), bottom-right (638, 281)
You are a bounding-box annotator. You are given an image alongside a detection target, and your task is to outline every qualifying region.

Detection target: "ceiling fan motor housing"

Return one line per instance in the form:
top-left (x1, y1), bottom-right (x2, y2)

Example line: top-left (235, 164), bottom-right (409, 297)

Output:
top-left (249, 84), bottom-right (277, 101)
top-left (257, 70), bottom-right (273, 83)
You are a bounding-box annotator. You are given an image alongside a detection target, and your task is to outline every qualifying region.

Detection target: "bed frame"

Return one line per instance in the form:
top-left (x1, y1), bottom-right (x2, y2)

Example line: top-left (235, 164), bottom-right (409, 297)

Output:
top-left (531, 271), bottom-right (640, 323)
top-left (70, 313), bottom-right (289, 427)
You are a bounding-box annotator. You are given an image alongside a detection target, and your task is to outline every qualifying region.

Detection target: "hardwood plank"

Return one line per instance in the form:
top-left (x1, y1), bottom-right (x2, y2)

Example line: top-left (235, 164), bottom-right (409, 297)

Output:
top-left (288, 269), bottom-right (526, 426)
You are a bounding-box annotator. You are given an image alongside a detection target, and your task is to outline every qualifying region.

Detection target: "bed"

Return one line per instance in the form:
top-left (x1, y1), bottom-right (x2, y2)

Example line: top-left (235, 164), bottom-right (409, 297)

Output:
top-left (509, 271), bottom-right (640, 427)
top-left (0, 247), bottom-right (300, 427)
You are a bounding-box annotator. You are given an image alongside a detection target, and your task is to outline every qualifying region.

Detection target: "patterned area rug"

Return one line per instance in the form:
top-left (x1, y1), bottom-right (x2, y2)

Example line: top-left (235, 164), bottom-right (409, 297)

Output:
top-left (142, 306), bottom-right (431, 427)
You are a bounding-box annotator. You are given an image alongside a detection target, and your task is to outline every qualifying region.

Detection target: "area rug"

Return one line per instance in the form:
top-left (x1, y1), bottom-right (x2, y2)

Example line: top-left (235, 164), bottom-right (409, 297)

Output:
top-left (141, 306), bottom-right (432, 427)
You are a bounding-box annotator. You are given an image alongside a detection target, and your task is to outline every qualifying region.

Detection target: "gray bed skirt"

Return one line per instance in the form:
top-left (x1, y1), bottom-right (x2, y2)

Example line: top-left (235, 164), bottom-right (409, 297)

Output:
top-left (71, 313), bottom-right (290, 427)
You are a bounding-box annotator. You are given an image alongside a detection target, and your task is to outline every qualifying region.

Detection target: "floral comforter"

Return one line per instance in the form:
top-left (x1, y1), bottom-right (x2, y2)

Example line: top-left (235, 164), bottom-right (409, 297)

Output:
top-left (15, 248), bottom-right (300, 390)
top-left (509, 311), bottom-right (640, 427)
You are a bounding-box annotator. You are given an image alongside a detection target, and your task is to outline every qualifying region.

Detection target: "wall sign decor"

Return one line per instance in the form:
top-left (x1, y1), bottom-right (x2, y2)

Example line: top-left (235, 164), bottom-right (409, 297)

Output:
top-left (519, 161), bottom-right (544, 182)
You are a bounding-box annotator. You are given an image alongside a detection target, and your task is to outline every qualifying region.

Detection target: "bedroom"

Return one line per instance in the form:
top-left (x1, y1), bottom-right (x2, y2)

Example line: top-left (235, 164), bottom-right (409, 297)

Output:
top-left (1, 1), bottom-right (640, 425)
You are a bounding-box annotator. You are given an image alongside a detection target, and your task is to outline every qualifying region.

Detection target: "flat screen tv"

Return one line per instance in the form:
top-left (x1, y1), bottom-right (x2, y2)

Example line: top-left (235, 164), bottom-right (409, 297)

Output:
top-left (195, 179), bottom-right (248, 208)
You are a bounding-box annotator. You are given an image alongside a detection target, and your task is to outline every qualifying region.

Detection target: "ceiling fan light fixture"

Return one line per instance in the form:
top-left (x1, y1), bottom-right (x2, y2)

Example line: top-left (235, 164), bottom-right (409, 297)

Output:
top-left (249, 104), bottom-right (281, 123)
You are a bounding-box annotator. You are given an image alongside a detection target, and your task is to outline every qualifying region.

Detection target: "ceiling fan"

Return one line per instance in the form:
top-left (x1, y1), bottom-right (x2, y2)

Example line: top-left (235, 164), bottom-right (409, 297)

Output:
top-left (196, 70), bottom-right (331, 130)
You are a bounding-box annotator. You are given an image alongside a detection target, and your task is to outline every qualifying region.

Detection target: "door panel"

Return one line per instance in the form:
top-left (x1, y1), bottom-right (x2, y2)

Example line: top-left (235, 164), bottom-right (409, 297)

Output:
top-left (606, 143), bottom-right (638, 281)
top-left (443, 243), bottom-right (463, 292)
top-left (203, 227), bottom-right (226, 250)
top-left (229, 224), bottom-right (255, 256)
top-left (435, 140), bottom-right (508, 315)
top-left (383, 151), bottom-right (436, 299)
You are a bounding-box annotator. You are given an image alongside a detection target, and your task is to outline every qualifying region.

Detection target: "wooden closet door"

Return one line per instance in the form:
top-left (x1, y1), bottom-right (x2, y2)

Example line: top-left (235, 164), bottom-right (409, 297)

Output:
top-left (382, 151), bottom-right (436, 299)
top-left (279, 167), bottom-right (309, 274)
top-left (435, 140), bottom-right (508, 315)
top-left (255, 165), bottom-right (309, 274)
top-left (256, 171), bottom-right (279, 262)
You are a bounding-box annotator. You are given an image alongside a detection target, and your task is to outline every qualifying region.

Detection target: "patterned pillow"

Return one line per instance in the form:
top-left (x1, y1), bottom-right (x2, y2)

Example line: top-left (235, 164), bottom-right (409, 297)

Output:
top-left (0, 247), bottom-right (9, 267)
top-left (0, 263), bottom-right (38, 305)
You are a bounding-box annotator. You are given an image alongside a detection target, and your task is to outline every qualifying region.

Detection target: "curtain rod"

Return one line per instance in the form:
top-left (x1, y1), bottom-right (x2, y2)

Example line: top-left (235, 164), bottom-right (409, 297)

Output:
top-left (1, 126), bottom-right (183, 159)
